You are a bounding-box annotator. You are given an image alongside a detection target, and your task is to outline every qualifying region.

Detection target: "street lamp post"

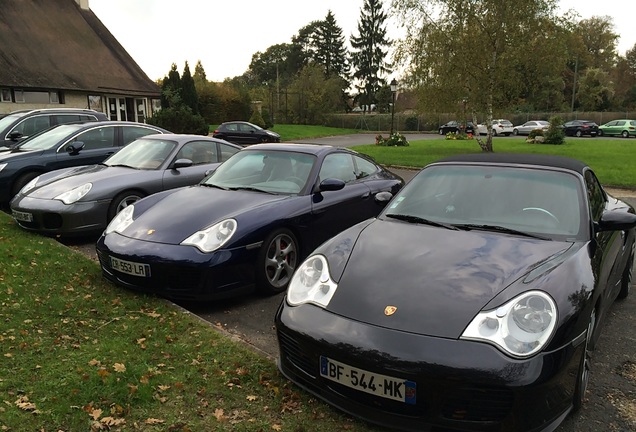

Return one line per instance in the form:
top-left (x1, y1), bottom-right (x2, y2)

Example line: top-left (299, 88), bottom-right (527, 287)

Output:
top-left (390, 78), bottom-right (398, 136)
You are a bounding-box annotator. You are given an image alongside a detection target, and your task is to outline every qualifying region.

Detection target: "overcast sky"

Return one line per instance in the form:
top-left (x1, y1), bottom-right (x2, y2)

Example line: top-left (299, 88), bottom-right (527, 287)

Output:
top-left (89, 0), bottom-right (635, 83)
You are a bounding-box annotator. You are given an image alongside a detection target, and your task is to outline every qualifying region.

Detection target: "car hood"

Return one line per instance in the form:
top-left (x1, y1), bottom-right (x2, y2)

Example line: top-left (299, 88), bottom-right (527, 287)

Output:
top-left (27, 165), bottom-right (142, 199)
top-left (120, 186), bottom-right (292, 244)
top-left (325, 219), bottom-right (573, 339)
top-left (0, 148), bottom-right (42, 161)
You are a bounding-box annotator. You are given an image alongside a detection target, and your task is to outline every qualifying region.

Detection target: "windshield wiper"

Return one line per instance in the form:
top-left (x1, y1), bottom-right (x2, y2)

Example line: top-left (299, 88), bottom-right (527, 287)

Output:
top-left (454, 223), bottom-right (550, 240)
top-left (200, 183), bottom-right (228, 190)
top-left (107, 164), bottom-right (138, 169)
top-left (228, 186), bottom-right (277, 194)
top-left (385, 214), bottom-right (460, 230)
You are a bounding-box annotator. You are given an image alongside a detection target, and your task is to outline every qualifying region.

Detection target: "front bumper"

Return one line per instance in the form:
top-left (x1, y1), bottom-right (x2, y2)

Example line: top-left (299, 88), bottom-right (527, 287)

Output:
top-left (96, 232), bottom-right (258, 301)
top-left (10, 195), bottom-right (110, 236)
top-left (276, 301), bottom-right (582, 432)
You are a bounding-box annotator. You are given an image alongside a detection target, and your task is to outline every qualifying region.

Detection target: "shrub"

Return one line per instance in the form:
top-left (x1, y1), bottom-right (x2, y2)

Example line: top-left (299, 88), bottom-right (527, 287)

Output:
top-left (376, 132), bottom-right (409, 146)
top-left (249, 109), bottom-right (266, 128)
top-left (528, 129), bottom-right (544, 139)
top-left (147, 106), bottom-right (208, 135)
top-left (404, 116), bottom-right (419, 131)
top-left (445, 132), bottom-right (473, 140)
top-left (543, 116), bottom-right (565, 145)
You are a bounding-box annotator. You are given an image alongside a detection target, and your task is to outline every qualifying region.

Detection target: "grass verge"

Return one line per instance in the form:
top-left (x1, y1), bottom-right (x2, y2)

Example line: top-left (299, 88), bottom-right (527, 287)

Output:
top-left (355, 137), bottom-right (636, 189)
top-left (0, 213), bottom-right (378, 432)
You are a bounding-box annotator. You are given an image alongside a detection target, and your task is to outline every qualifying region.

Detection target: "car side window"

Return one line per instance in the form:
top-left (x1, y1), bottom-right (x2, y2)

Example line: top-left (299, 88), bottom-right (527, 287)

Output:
top-left (122, 126), bottom-right (159, 145)
top-left (584, 170), bottom-right (606, 221)
top-left (74, 126), bottom-right (115, 150)
top-left (320, 153), bottom-right (357, 183)
top-left (353, 155), bottom-right (378, 180)
top-left (176, 141), bottom-right (219, 165)
top-left (13, 116), bottom-right (51, 136)
top-left (53, 114), bottom-right (82, 125)
top-left (219, 143), bottom-right (240, 162)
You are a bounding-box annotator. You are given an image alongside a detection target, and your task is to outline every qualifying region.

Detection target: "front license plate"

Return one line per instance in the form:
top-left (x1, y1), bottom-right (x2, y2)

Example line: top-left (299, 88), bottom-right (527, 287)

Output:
top-left (110, 256), bottom-right (150, 277)
top-left (12, 210), bottom-right (33, 222)
top-left (320, 356), bottom-right (416, 404)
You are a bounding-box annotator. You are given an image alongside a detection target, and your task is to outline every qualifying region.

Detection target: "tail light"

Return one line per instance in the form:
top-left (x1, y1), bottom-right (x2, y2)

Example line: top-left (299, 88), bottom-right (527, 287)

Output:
top-left (213, 129), bottom-right (220, 133)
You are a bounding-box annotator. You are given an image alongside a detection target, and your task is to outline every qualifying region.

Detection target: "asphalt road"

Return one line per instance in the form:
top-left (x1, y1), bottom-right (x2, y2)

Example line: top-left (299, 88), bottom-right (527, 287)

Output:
top-left (62, 133), bottom-right (636, 431)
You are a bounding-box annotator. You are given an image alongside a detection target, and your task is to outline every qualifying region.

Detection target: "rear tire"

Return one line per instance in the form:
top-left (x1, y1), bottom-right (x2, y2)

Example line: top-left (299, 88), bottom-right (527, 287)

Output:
top-left (439, 129), bottom-right (444, 135)
top-left (257, 228), bottom-right (299, 295)
top-left (11, 171), bottom-right (39, 198)
top-left (622, 131), bottom-right (629, 138)
top-left (108, 191), bottom-right (145, 221)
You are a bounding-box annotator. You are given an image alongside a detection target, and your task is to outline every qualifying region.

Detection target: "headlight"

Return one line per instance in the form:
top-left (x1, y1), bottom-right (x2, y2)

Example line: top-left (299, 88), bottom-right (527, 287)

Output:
top-left (461, 291), bottom-right (557, 358)
top-left (181, 219), bottom-right (237, 253)
top-left (105, 204), bottom-right (135, 235)
top-left (0, 163), bottom-right (7, 172)
top-left (19, 175), bottom-right (40, 195)
top-left (54, 183), bottom-right (92, 204)
top-left (287, 254), bottom-right (338, 308)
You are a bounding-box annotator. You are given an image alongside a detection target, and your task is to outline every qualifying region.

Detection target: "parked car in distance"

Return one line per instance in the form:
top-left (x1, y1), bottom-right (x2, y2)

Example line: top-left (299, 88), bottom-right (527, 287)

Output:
top-left (212, 121), bottom-right (281, 145)
top-left (512, 120), bottom-right (550, 136)
top-left (96, 143), bottom-right (404, 301)
top-left (276, 152), bottom-right (636, 432)
top-left (438, 121), bottom-right (475, 135)
top-left (476, 119), bottom-right (514, 136)
top-left (0, 108), bottom-right (108, 147)
top-left (598, 119), bottom-right (636, 138)
top-left (0, 121), bottom-right (169, 203)
top-left (10, 134), bottom-right (241, 237)
top-left (561, 120), bottom-right (599, 137)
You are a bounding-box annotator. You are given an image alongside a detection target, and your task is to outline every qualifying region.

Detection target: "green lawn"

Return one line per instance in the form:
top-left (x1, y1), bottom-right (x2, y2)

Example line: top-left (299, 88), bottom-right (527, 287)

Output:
top-left (354, 136), bottom-right (636, 189)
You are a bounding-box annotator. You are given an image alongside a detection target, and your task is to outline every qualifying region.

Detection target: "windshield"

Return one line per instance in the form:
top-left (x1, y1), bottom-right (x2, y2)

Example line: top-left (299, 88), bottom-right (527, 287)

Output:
top-left (14, 124), bottom-right (83, 151)
top-left (105, 138), bottom-right (176, 169)
top-left (0, 113), bottom-right (23, 135)
top-left (382, 164), bottom-right (586, 241)
top-left (203, 150), bottom-right (316, 195)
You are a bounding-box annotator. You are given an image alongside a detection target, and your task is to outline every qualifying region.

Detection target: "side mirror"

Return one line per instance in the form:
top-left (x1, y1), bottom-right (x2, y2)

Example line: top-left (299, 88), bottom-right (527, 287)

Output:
top-left (317, 178), bottom-right (346, 192)
top-left (66, 141), bottom-right (85, 155)
top-left (8, 131), bottom-right (23, 141)
top-left (596, 210), bottom-right (636, 232)
top-left (374, 191), bottom-right (393, 206)
top-left (173, 158), bottom-right (193, 169)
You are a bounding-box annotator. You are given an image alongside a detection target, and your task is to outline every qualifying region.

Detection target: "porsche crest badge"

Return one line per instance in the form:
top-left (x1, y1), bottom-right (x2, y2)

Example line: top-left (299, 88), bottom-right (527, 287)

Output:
top-left (384, 306), bottom-right (397, 316)
top-left (147, 229), bottom-right (155, 235)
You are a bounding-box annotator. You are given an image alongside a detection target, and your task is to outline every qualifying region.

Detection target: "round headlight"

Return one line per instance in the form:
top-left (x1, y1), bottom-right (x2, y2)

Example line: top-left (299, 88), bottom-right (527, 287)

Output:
top-left (181, 219), bottom-right (237, 253)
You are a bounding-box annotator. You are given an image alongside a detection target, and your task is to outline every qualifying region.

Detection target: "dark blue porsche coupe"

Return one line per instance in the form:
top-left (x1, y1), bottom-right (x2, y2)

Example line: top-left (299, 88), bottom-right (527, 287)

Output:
top-left (275, 153), bottom-right (636, 432)
top-left (95, 143), bottom-right (404, 300)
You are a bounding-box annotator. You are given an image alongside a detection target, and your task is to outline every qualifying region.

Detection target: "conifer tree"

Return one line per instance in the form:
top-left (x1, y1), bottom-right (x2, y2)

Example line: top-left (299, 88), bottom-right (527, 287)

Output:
top-left (181, 61), bottom-right (199, 114)
top-left (350, 0), bottom-right (391, 111)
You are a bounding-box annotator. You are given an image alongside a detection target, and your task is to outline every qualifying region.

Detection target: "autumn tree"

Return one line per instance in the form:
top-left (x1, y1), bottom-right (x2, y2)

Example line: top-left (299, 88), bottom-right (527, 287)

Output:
top-left (350, 0), bottom-right (391, 113)
top-left (391, 0), bottom-right (564, 152)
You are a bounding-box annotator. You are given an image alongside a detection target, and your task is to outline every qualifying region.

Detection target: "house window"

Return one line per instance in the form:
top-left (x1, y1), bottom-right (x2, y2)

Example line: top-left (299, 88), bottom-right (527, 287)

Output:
top-left (1, 89), bottom-right (11, 102)
top-left (14, 89), bottom-right (24, 103)
top-left (88, 95), bottom-right (103, 111)
top-left (49, 92), bottom-right (59, 103)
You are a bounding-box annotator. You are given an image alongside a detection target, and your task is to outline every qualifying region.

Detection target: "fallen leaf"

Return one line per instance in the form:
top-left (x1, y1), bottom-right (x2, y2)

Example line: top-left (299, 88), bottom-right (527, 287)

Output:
top-left (246, 395), bottom-right (258, 401)
top-left (145, 418), bottom-right (165, 424)
top-left (113, 363), bottom-right (126, 373)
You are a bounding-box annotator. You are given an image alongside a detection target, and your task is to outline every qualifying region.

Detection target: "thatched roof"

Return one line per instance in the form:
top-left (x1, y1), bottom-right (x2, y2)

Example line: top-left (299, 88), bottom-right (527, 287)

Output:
top-left (0, 0), bottom-right (160, 97)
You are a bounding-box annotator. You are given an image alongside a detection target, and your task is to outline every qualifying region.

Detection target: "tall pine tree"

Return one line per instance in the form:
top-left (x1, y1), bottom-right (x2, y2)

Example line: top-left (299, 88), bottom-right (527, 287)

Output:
top-left (350, 0), bottom-right (391, 111)
top-left (161, 63), bottom-right (181, 109)
top-left (181, 61), bottom-right (199, 114)
top-left (315, 10), bottom-right (350, 82)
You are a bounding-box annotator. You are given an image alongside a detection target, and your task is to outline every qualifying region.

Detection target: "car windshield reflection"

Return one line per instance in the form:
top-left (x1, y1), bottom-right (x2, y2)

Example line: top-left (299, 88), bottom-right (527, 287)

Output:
top-left (203, 150), bottom-right (316, 195)
top-left (382, 165), bottom-right (586, 241)
top-left (105, 138), bottom-right (177, 170)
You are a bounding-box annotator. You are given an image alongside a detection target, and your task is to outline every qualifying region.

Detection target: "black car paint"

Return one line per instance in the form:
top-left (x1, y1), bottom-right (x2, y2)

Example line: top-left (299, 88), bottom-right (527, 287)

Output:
top-left (275, 155), bottom-right (636, 432)
top-left (95, 144), bottom-right (404, 300)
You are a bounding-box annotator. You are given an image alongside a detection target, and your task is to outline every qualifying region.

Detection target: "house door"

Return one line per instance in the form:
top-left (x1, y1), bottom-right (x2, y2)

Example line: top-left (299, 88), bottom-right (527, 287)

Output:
top-left (107, 97), bottom-right (127, 121)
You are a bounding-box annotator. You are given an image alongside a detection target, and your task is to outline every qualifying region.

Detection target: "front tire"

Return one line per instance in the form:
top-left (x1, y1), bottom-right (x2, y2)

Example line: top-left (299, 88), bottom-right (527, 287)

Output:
top-left (257, 228), bottom-right (299, 295)
top-left (11, 171), bottom-right (39, 198)
top-left (513, 129), bottom-right (519, 136)
top-left (108, 191), bottom-right (145, 221)
top-left (618, 252), bottom-right (633, 300)
top-left (573, 308), bottom-right (596, 412)
top-left (576, 130), bottom-right (583, 137)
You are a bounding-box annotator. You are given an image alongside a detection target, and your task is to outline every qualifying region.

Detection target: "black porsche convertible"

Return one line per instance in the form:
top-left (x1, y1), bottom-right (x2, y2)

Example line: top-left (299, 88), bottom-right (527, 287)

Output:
top-left (275, 153), bottom-right (636, 432)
